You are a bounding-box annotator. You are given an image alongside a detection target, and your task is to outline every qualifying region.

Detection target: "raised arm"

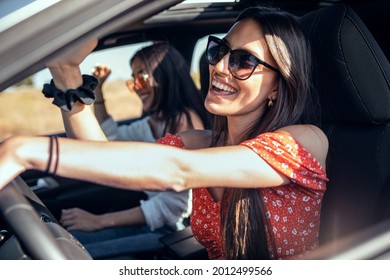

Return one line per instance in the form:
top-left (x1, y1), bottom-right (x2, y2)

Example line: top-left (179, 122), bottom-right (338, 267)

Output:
top-left (46, 39), bottom-right (107, 141)
top-left (92, 64), bottom-right (111, 124)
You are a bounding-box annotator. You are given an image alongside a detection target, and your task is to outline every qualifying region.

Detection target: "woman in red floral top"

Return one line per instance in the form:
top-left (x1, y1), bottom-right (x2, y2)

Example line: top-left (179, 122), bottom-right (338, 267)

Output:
top-left (158, 131), bottom-right (327, 259)
top-left (0, 6), bottom-right (328, 259)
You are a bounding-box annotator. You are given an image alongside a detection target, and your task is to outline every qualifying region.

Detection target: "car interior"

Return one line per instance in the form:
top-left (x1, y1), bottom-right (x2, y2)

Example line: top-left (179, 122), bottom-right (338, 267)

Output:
top-left (0, 0), bottom-right (390, 260)
top-left (301, 3), bottom-right (390, 259)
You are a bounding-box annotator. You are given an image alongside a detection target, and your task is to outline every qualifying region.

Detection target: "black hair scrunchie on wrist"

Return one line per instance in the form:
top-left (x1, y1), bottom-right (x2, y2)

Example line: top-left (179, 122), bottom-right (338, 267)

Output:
top-left (42, 74), bottom-right (98, 112)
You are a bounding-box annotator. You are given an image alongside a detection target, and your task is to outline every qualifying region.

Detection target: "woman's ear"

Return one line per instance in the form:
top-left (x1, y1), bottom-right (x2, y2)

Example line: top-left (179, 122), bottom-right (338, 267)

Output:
top-left (268, 88), bottom-right (278, 100)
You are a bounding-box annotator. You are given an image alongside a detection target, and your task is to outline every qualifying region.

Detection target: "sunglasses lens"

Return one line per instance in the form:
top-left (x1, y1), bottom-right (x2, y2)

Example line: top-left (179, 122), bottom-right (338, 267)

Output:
top-left (207, 37), bottom-right (227, 65)
top-left (134, 73), bottom-right (149, 90)
top-left (229, 50), bottom-right (258, 80)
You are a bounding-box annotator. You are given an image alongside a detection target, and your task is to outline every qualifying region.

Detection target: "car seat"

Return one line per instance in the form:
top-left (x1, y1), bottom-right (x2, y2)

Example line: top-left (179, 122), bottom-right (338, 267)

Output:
top-left (300, 4), bottom-right (390, 245)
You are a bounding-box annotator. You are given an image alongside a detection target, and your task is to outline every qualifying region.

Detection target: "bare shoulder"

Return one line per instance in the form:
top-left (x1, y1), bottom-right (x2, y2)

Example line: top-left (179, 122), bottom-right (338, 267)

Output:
top-left (276, 125), bottom-right (328, 168)
top-left (177, 129), bottom-right (213, 150)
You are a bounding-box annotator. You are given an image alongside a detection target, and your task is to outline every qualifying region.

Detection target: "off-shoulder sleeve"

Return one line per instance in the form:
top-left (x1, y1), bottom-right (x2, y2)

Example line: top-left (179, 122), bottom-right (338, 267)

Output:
top-left (156, 133), bottom-right (185, 149)
top-left (240, 132), bottom-right (328, 190)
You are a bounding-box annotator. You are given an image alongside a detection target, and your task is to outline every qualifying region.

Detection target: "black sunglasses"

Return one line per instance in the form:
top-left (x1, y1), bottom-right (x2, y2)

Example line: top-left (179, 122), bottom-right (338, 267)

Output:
top-left (206, 35), bottom-right (279, 80)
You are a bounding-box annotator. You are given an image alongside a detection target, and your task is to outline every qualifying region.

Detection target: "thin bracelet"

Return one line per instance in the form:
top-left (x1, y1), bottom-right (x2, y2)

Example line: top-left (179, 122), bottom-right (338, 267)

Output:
top-left (94, 100), bottom-right (105, 104)
top-left (52, 136), bottom-right (59, 176)
top-left (45, 136), bottom-right (54, 175)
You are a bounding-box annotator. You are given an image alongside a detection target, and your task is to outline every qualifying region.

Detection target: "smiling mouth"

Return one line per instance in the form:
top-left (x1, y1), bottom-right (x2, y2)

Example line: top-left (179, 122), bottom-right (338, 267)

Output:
top-left (211, 79), bottom-right (238, 95)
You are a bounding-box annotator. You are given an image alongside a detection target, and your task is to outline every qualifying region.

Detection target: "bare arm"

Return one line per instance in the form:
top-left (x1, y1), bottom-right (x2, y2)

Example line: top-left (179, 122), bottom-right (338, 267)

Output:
top-left (47, 39), bottom-right (107, 141)
top-left (0, 135), bottom-right (287, 192)
top-left (60, 103), bottom-right (107, 140)
top-left (92, 64), bottom-right (111, 124)
top-left (0, 124), bottom-right (327, 193)
top-left (60, 207), bottom-right (146, 231)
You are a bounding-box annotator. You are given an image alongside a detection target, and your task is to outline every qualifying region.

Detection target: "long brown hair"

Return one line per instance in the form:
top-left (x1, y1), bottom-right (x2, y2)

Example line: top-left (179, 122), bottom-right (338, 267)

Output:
top-left (213, 6), bottom-right (320, 259)
top-left (131, 42), bottom-right (211, 134)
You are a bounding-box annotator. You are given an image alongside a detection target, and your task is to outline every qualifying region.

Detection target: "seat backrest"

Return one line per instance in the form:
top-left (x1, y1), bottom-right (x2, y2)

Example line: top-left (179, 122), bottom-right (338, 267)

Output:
top-left (300, 4), bottom-right (390, 244)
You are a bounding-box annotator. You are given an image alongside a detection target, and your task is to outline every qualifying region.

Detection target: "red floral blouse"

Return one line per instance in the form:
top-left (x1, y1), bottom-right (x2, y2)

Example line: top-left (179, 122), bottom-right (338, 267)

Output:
top-left (157, 132), bottom-right (328, 260)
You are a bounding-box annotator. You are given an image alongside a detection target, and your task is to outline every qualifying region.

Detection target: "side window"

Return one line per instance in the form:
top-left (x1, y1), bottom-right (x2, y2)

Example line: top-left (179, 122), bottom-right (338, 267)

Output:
top-left (0, 43), bottom-right (149, 141)
top-left (190, 34), bottom-right (224, 97)
top-left (191, 35), bottom-right (208, 90)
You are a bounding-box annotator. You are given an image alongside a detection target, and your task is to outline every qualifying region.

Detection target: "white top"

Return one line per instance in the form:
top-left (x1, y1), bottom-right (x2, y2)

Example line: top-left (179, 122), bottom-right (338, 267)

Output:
top-left (101, 116), bottom-right (191, 231)
top-left (100, 115), bottom-right (158, 143)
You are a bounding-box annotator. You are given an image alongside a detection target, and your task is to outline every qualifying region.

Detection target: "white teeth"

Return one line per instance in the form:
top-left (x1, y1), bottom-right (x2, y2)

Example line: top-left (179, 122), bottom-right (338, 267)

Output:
top-left (212, 79), bottom-right (236, 93)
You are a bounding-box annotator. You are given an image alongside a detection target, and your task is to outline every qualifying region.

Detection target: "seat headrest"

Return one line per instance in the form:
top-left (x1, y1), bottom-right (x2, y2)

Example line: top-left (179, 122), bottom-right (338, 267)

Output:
top-left (301, 4), bottom-right (390, 124)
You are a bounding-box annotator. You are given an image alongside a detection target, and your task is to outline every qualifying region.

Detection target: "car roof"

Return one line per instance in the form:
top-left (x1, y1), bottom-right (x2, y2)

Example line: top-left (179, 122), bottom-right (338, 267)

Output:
top-left (0, 0), bottom-right (182, 91)
top-left (96, 0), bottom-right (390, 57)
top-left (0, 0), bottom-right (388, 91)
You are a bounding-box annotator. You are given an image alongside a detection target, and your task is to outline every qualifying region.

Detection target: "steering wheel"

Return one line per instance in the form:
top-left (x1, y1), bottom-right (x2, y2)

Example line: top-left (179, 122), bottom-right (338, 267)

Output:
top-left (0, 177), bottom-right (92, 260)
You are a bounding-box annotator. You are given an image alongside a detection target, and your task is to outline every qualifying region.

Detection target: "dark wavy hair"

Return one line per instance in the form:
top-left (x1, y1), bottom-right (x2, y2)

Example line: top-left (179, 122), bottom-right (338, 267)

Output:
top-left (211, 6), bottom-right (320, 259)
top-left (130, 42), bottom-right (211, 134)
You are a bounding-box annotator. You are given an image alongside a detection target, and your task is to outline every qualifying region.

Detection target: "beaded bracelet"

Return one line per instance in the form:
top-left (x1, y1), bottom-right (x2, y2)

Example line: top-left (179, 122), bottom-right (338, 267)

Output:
top-left (42, 75), bottom-right (98, 112)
